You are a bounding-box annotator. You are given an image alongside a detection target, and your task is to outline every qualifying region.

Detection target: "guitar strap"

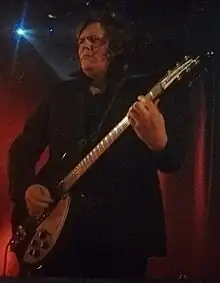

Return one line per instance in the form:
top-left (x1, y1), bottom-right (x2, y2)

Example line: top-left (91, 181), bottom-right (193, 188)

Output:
top-left (79, 72), bottom-right (130, 155)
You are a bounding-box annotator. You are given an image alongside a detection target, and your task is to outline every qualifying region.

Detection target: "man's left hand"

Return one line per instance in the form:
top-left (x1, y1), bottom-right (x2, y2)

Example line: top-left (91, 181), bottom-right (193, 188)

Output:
top-left (128, 96), bottom-right (168, 151)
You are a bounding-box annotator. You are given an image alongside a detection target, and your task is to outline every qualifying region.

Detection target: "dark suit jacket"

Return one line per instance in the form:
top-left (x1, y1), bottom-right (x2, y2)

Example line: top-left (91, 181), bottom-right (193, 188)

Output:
top-left (8, 69), bottom-right (189, 261)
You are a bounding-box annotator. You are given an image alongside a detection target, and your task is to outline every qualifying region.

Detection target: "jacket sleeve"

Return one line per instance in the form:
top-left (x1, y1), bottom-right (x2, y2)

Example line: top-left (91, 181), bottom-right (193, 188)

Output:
top-left (152, 85), bottom-right (191, 173)
top-left (7, 98), bottom-right (50, 207)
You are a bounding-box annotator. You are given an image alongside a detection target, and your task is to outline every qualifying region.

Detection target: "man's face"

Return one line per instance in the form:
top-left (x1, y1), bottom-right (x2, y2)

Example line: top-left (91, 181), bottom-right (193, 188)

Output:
top-left (78, 22), bottom-right (109, 79)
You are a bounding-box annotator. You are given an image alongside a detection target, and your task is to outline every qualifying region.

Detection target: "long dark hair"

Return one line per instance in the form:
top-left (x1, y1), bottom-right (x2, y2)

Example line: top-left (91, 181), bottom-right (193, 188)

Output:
top-left (75, 11), bottom-right (132, 64)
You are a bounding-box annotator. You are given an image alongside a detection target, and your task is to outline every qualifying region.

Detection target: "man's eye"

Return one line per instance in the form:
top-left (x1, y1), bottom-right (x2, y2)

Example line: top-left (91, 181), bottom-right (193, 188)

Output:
top-left (78, 36), bottom-right (104, 46)
top-left (90, 36), bottom-right (100, 43)
top-left (78, 39), bottom-right (84, 45)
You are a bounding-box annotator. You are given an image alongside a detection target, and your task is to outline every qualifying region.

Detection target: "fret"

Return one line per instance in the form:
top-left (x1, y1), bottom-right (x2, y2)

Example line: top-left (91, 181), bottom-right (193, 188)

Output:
top-left (60, 116), bottom-right (130, 192)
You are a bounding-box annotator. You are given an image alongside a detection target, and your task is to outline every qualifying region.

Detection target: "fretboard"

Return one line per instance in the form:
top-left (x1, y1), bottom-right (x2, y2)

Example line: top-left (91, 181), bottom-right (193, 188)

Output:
top-left (59, 115), bottom-right (130, 193)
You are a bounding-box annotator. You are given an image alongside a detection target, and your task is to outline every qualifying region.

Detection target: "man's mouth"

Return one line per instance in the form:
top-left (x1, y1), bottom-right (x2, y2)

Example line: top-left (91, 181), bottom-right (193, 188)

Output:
top-left (81, 54), bottom-right (93, 59)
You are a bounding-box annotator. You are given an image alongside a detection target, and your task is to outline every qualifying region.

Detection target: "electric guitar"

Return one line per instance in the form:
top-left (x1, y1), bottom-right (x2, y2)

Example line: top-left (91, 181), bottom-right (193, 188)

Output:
top-left (9, 55), bottom-right (200, 275)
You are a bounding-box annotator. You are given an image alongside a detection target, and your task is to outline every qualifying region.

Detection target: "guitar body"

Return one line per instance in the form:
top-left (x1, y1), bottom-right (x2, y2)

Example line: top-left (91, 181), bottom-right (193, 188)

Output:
top-left (11, 184), bottom-right (72, 276)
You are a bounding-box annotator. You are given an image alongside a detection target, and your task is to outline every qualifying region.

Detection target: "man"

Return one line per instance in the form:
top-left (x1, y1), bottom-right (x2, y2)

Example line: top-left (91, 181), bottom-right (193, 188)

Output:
top-left (8, 12), bottom-right (189, 278)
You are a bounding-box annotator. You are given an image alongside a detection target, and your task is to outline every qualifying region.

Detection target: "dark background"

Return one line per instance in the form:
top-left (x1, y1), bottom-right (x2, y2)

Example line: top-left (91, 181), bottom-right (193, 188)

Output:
top-left (0, 0), bottom-right (220, 279)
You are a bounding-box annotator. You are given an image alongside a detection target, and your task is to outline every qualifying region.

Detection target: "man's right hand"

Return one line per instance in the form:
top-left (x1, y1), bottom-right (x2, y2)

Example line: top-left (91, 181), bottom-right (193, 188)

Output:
top-left (25, 185), bottom-right (54, 216)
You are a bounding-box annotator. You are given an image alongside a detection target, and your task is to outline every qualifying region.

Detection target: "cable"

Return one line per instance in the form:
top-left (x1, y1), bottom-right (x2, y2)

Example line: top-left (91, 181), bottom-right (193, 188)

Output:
top-left (2, 241), bottom-right (11, 276)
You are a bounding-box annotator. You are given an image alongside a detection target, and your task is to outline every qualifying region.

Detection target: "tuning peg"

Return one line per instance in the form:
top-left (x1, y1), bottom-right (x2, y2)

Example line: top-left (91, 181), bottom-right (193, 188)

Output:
top-left (184, 55), bottom-right (190, 60)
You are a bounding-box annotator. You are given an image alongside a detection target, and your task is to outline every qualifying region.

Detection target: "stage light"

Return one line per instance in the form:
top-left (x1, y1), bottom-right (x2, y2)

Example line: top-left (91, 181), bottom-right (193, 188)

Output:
top-left (48, 13), bottom-right (56, 19)
top-left (16, 28), bottom-right (25, 36)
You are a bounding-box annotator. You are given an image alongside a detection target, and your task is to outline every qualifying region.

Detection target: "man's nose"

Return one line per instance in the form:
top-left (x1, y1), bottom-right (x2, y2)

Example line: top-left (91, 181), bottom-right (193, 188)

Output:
top-left (82, 38), bottom-right (92, 50)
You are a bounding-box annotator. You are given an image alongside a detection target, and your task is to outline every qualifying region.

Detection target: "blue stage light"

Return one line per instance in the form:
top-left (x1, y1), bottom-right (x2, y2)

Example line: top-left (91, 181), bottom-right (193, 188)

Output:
top-left (16, 28), bottom-right (26, 36)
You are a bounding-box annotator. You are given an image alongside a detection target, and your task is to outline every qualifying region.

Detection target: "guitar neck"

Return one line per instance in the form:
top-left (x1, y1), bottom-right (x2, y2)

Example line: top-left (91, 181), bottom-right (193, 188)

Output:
top-left (58, 82), bottom-right (163, 194)
top-left (59, 115), bottom-right (130, 193)
top-left (57, 53), bottom-right (200, 195)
